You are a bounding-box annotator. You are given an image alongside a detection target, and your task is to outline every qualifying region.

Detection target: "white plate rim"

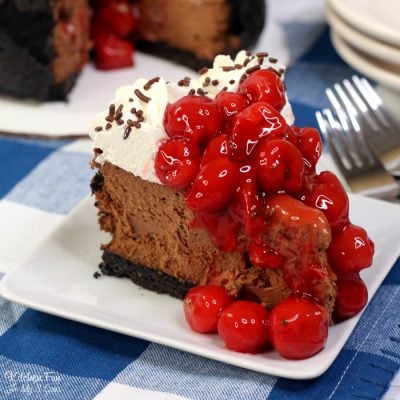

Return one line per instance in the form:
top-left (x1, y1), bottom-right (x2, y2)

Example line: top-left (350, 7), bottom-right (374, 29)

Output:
top-left (331, 31), bottom-right (400, 92)
top-left (326, 6), bottom-right (400, 67)
top-left (0, 193), bottom-right (399, 380)
top-left (328, 0), bottom-right (400, 47)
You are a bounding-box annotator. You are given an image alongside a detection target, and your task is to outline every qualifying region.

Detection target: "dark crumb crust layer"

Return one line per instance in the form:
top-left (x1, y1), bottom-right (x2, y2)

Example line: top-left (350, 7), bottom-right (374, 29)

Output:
top-left (99, 250), bottom-right (195, 299)
top-left (0, 0), bottom-right (80, 101)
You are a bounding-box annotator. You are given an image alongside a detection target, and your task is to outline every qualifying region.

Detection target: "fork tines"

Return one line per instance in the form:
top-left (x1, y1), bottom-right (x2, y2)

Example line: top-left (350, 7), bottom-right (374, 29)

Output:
top-left (325, 76), bottom-right (400, 174)
top-left (316, 108), bottom-right (400, 199)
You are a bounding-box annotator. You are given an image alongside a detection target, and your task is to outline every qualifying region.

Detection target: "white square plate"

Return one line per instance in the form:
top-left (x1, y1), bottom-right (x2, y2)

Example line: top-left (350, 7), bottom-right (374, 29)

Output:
top-left (1, 194), bottom-right (399, 379)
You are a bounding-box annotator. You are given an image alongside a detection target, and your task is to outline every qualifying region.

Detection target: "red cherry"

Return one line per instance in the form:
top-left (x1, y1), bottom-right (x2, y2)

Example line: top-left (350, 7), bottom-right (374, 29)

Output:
top-left (255, 139), bottom-right (305, 194)
top-left (334, 274), bottom-right (368, 321)
top-left (193, 212), bottom-right (240, 251)
top-left (248, 241), bottom-right (285, 269)
top-left (215, 91), bottom-right (248, 120)
top-left (328, 223), bottom-right (374, 274)
top-left (94, 34), bottom-right (134, 70)
top-left (183, 285), bottom-right (234, 333)
top-left (95, 1), bottom-right (137, 37)
top-left (268, 296), bottom-right (329, 359)
top-left (218, 301), bottom-right (269, 353)
top-left (297, 127), bottom-right (322, 175)
top-left (108, 1), bottom-right (137, 37)
top-left (282, 263), bottom-right (329, 303)
top-left (91, 15), bottom-right (111, 46)
top-left (200, 134), bottom-right (230, 167)
top-left (154, 138), bottom-right (201, 191)
top-left (305, 172), bottom-right (349, 233)
top-left (230, 102), bottom-right (288, 161)
top-left (239, 69), bottom-right (286, 111)
top-left (164, 96), bottom-right (224, 146)
top-left (313, 170), bottom-right (344, 188)
top-left (185, 157), bottom-right (239, 213)
top-left (229, 165), bottom-right (265, 238)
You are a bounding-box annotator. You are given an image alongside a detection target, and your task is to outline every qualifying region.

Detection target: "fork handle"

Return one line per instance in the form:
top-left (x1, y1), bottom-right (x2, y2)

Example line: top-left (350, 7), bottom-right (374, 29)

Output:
top-left (350, 171), bottom-right (400, 199)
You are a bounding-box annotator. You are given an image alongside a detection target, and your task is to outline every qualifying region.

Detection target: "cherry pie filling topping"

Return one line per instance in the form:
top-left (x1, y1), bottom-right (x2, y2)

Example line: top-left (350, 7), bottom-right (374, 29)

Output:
top-left (154, 67), bottom-right (374, 358)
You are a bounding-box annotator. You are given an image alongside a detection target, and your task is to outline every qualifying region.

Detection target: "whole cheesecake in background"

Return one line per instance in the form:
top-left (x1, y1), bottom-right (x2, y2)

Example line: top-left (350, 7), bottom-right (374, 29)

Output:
top-left (0, 0), bottom-right (265, 101)
top-left (89, 50), bottom-right (375, 324)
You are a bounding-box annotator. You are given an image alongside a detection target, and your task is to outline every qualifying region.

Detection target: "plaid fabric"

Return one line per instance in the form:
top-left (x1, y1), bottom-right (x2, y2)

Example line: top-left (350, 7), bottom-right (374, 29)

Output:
top-left (0, 1), bottom-right (399, 398)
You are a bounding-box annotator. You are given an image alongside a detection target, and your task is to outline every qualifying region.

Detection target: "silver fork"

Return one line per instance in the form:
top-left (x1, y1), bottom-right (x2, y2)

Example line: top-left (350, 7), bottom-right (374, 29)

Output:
top-left (316, 109), bottom-right (400, 199)
top-left (325, 75), bottom-right (400, 174)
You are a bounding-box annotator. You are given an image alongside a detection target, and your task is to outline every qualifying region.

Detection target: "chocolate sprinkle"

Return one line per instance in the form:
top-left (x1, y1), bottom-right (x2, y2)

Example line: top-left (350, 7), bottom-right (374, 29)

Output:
top-left (123, 126), bottom-right (132, 139)
top-left (144, 76), bottom-right (160, 90)
top-left (211, 79), bottom-right (219, 86)
top-left (95, 126), bottom-right (103, 132)
top-left (130, 107), bottom-right (137, 114)
top-left (269, 57), bottom-right (278, 64)
top-left (202, 77), bottom-right (211, 87)
top-left (246, 65), bottom-right (261, 74)
top-left (222, 66), bottom-right (235, 72)
top-left (256, 51), bottom-right (268, 57)
top-left (109, 104), bottom-right (115, 116)
top-left (234, 64), bottom-right (243, 69)
top-left (239, 73), bottom-right (248, 84)
top-left (93, 271), bottom-right (102, 279)
top-left (134, 88), bottom-right (151, 103)
top-left (197, 88), bottom-right (206, 96)
top-left (199, 66), bottom-right (208, 75)
top-left (243, 57), bottom-right (252, 67)
top-left (116, 119), bottom-right (124, 126)
top-left (105, 123), bottom-right (112, 130)
top-left (178, 76), bottom-right (191, 87)
top-left (105, 104), bottom-right (116, 122)
top-left (114, 104), bottom-right (124, 121)
top-left (94, 147), bottom-right (103, 155)
top-left (128, 98), bottom-right (133, 102)
top-left (229, 79), bottom-right (235, 84)
top-left (188, 88), bottom-right (196, 95)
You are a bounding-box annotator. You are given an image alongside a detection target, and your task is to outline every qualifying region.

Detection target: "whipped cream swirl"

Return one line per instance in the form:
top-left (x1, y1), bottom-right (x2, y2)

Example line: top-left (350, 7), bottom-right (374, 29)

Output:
top-left (89, 51), bottom-right (294, 184)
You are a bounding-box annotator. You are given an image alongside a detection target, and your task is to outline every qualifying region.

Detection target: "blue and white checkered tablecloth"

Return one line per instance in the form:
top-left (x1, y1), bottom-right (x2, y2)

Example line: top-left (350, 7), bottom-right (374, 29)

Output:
top-left (0, 1), bottom-right (399, 398)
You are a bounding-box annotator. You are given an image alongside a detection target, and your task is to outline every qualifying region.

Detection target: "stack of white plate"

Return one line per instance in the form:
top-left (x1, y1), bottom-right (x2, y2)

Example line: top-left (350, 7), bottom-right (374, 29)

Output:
top-left (326, 0), bottom-right (400, 92)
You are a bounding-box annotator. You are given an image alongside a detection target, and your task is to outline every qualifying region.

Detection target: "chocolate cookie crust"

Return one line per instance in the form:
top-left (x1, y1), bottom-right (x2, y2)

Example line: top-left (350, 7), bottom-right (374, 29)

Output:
top-left (100, 250), bottom-right (195, 299)
top-left (0, 0), bottom-right (90, 101)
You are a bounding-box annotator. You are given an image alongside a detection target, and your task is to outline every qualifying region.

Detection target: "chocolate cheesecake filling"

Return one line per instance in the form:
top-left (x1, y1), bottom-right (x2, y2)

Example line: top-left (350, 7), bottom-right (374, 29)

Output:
top-left (92, 161), bottom-right (336, 314)
top-left (136, 0), bottom-right (266, 68)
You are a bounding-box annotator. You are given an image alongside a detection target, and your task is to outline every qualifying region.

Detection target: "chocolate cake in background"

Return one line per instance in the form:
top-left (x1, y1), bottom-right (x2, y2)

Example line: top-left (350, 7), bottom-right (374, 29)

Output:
top-left (0, 0), bottom-right (266, 101)
top-left (0, 0), bottom-right (91, 101)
